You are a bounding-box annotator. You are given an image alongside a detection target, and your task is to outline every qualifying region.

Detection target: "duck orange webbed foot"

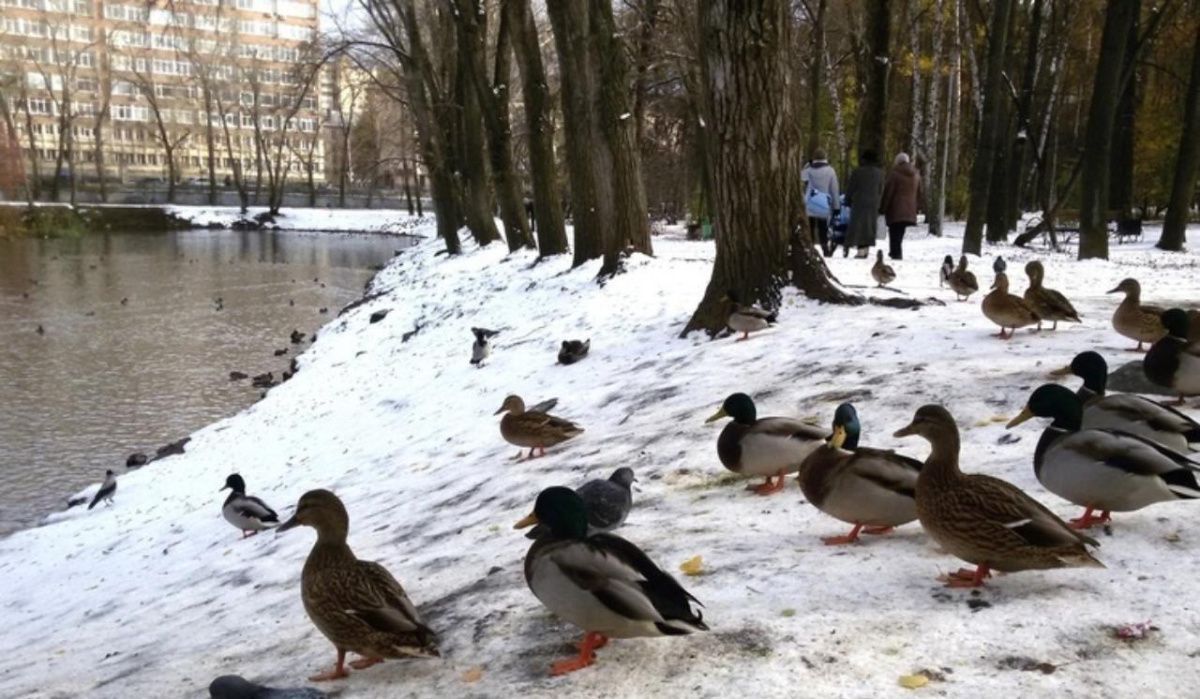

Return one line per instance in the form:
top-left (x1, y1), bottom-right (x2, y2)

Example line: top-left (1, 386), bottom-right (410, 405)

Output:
top-left (349, 656), bottom-right (384, 670)
top-left (821, 523), bottom-right (863, 546)
top-left (551, 633), bottom-right (607, 676)
top-left (862, 526), bottom-right (895, 536)
top-left (938, 566), bottom-right (991, 588)
top-left (748, 473), bottom-right (786, 495)
top-left (1069, 508), bottom-right (1111, 529)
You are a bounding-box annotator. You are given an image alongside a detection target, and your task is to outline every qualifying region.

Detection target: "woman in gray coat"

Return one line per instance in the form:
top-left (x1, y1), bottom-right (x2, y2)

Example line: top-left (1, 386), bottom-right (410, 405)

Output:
top-left (844, 150), bottom-right (884, 258)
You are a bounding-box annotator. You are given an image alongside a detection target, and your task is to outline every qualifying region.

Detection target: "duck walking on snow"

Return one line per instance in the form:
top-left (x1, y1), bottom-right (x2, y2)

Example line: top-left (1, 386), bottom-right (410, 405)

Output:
top-left (88, 470), bottom-right (117, 510)
top-left (514, 487), bottom-right (707, 676)
top-left (871, 250), bottom-right (896, 287)
top-left (1144, 309), bottom-right (1200, 405)
top-left (221, 474), bottom-right (280, 538)
top-left (722, 290), bottom-right (776, 341)
top-left (894, 405), bottom-right (1102, 587)
top-left (558, 339), bottom-right (590, 365)
top-left (1023, 260), bottom-right (1080, 331)
top-left (1108, 278), bottom-right (1166, 351)
top-left (705, 393), bottom-right (826, 495)
top-left (277, 490), bottom-right (439, 681)
top-left (495, 395), bottom-right (584, 459)
top-left (470, 327), bottom-right (499, 367)
top-left (982, 272), bottom-right (1039, 339)
top-left (948, 255), bottom-right (979, 301)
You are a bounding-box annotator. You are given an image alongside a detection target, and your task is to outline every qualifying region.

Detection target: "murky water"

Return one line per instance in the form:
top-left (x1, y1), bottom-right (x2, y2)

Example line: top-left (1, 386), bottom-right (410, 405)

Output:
top-left (0, 228), bottom-right (413, 536)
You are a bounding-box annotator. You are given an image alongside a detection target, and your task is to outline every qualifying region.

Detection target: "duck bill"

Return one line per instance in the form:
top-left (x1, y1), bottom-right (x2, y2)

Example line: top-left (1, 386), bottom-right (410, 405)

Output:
top-left (218, 485), bottom-right (228, 491)
top-left (829, 424), bottom-right (847, 449)
top-left (1105, 286), bottom-right (1121, 294)
top-left (493, 406), bottom-right (505, 416)
top-left (1048, 364), bottom-right (1073, 377)
top-left (1005, 406), bottom-right (1035, 429)
top-left (513, 513), bottom-right (539, 530)
top-left (275, 515), bottom-right (301, 533)
top-left (704, 407), bottom-right (728, 424)
top-left (893, 422), bottom-right (917, 438)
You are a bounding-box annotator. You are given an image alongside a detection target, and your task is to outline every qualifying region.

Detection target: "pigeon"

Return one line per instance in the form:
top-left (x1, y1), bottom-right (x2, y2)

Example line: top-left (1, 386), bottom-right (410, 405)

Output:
top-left (220, 474), bottom-right (280, 538)
top-left (993, 256), bottom-right (1007, 275)
top-left (939, 255), bottom-right (954, 288)
top-left (208, 675), bottom-right (327, 699)
top-left (88, 470), bottom-right (117, 510)
top-left (526, 467), bottom-right (636, 539)
top-left (470, 327), bottom-right (500, 367)
top-left (558, 339), bottom-right (591, 365)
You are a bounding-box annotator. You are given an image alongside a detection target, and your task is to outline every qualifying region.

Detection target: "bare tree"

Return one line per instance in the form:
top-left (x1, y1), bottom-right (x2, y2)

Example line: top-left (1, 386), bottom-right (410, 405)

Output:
top-left (1159, 11), bottom-right (1200, 251)
top-left (962, 0), bottom-right (1013, 254)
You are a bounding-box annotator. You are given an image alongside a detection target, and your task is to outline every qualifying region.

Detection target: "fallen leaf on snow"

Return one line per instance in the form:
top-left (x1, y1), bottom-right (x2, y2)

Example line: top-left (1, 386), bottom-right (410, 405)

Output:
top-left (462, 667), bottom-right (483, 683)
top-left (898, 674), bottom-right (929, 689)
top-left (780, 608), bottom-right (796, 618)
top-left (679, 555), bottom-right (704, 576)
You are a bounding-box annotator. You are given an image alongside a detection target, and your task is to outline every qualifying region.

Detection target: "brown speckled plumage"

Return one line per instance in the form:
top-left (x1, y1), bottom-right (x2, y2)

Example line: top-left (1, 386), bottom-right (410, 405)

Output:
top-left (1023, 261), bottom-right (1080, 331)
top-left (496, 395), bottom-right (584, 453)
top-left (1109, 278), bottom-right (1166, 349)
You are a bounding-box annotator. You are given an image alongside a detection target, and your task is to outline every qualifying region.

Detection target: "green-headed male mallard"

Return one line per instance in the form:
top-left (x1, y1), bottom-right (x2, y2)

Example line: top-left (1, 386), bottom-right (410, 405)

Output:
top-left (705, 392), bottom-right (826, 495)
top-left (514, 487), bottom-right (707, 676)
top-left (495, 394), bottom-right (584, 459)
top-left (948, 255), bottom-right (979, 302)
top-left (1023, 261), bottom-right (1080, 331)
top-left (220, 473), bottom-right (279, 539)
top-left (894, 405), bottom-right (1102, 587)
top-left (796, 403), bottom-right (922, 545)
top-left (1007, 384), bottom-right (1200, 529)
top-left (1052, 350), bottom-right (1199, 452)
top-left (871, 250), bottom-right (896, 287)
top-left (1144, 309), bottom-right (1200, 405)
top-left (1108, 278), bottom-right (1166, 351)
top-left (277, 490), bottom-right (438, 681)
top-left (722, 290), bottom-right (777, 341)
top-left (982, 272), bottom-right (1040, 339)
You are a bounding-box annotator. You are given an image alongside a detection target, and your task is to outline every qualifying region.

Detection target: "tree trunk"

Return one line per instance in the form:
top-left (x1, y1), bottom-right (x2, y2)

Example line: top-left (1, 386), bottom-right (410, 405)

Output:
top-left (684, 0), bottom-right (856, 337)
top-left (507, 0), bottom-right (569, 256)
top-left (1108, 0), bottom-right (1140, 217)
top-left (632, 0), bottom-right (660, 155)
top-left (925, 0), bottom-right (946, 236)
top-left (944, 0), bottom-right (962, 218)
top-left (962, 0), bottom-right (1013, 255)
top-left (203, 89), bottom-right (218, 206)
top-left (1078, 0), bottom-right (1138, 260)
top-left (1005, 0), bottom-right (1044, 231)
top-left (1159, 16), bottom-right (1200, 251)
top-left (806, 0), bottom-right (828, 160)
top-left (454, 39), bottom-right (501, 247)
top-left (858, 0), bottom-right (891, 158)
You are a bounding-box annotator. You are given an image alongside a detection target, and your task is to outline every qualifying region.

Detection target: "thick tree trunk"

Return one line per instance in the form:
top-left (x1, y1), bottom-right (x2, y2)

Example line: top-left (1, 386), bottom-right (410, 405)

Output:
top-left (1005, 0), bottom-right (1044, 231)
top-left (507, 0), bottom-right (569, 256)
top-left (1159, 17), bottom-right (1200, 251)
top-left (1109, 0), bottom-right (1140, 217)
top-left (455, 40), bottom-right (502, 247)
top-left (1078, 0), bottom-right (1138, 261)
top-left (944, 0), bottom-right (962, 218)
top-left (858, 0), bottom-right (891, 158)
top-left (962, 0), bottom-right (1013, 255)
top-left (684, 0), bottom-right (856, 337)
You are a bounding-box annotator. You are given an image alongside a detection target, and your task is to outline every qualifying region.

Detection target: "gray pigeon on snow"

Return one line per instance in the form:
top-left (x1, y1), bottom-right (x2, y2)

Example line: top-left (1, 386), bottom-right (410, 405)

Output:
top-left (526, 467), bottom-right (636, 539)
top-left (470, 327), bottom-right (499, 367)
top-left (209, 675), bottom-right (327, 699)
top-left (993, 256), bottom-right (1007, 276)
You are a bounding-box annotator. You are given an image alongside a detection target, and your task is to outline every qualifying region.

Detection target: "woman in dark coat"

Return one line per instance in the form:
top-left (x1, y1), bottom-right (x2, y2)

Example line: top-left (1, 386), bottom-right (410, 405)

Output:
top-left (880, 152), bottom-right (922, 260)
top-left (844, 150), bottom-right (884, 258)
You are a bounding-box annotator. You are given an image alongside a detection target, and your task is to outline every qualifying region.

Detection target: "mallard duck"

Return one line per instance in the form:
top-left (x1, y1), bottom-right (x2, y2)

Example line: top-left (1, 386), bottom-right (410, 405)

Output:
top-left (705, 392), bottom-right (826, 495)
top-left (1144, 309), bottom-right (1200, 404)
top-left (514, 487), bottom-right (707, 676)
top-left (1108, 278), bottom-right (1166, 351)
top-left (1023, 261), bottom-right (1080, 331)
top-left (982, 272), bottom-right (1040, 339)
top-left (277, 490), bottom-right (438, 681)
top-left (470, 327), bottom-right (498, 367)
top-left (526, 467), bottom-right (636, 540)
top-left (1007, 384), bottom-right (1200, 528)
top-left (220, 474), bottom-right (279, 538)
top-left (722, 290), bottom-right (777, 341)
top-left (947, 255), bottom-right (979, 301)
top-left (1052, 350), bottom-right (1199, 452)
top-left (939, 255), bottom-right (954, 288)
top-left (88, 470), bottom-right (117, 510)
top-left (871, 250), bottom-right (896, 287)
top-left (495, 394), bottom-right (584, 459)
top-left (796, 403), bottom-right (922, 545)
top-left (894, 405), bottom-right (1102, 587)
top-left (558, 339), bottom-right (590, 365)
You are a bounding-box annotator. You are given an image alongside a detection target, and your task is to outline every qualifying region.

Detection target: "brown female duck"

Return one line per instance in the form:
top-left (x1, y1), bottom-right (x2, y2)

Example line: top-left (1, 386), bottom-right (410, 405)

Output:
top-left (1023, 261), bottom-right (1080, 331)
top-left (948, 255), bottom-right (979, 301)
top-left (1108, 278), bottom-right (1166, 351)
top-left (894, 405), bottom-right (1102, 587)
top-left (495, 394), bottom-right (584, 459)
top-left (982, 272), bottom-right (1040, 339)
top-left (871, 250), bottom-right (896, 287)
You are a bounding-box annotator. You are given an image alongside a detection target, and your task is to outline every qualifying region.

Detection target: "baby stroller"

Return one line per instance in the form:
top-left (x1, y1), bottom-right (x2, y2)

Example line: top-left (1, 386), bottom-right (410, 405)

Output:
top-left (828, 196), bottom-right (850, 257)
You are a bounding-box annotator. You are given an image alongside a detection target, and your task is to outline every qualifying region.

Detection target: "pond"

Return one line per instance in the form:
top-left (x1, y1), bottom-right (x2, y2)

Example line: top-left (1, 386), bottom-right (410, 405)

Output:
top-left (0, 227), bottom-right (414, 536)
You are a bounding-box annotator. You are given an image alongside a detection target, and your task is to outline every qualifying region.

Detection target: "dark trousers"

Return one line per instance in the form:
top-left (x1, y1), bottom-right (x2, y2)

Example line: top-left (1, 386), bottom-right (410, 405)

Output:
top-left (887, 223), bottom-right (910, 259)
top-left (809, 217), bottom-right (830, 255)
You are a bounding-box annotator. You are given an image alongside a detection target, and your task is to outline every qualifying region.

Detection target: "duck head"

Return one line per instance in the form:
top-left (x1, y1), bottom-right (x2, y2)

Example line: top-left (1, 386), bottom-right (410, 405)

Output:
top-left (830, 403), bottom-right (861, 450)
top-left (893, 404), bottom-right (957, 442)
top-left (277, 489), bottom-right (350, 541)
top-left (1006, 384), bottom-right (1083, 431)
top-left (1161, 308), bottom-right (1190, 339)
top-left (705, 393), bottom-right (756, 425)
top-left (1106, 277), bottom-right (1140, 297)
top-left (609, 467), bottom-right (637, 489)
top-left (1024, 260), bottom-right (1044, 284)
top-left (220, 473), bottom-right (246, 494)
top-left (514, 486), bottom-right (589, 540)
top-left (494, 394), bottom-right (526, 416)
top-left (1051, 351), bottom-right (1107, 394)
top-left (956, 255), bottom-right (969, 271)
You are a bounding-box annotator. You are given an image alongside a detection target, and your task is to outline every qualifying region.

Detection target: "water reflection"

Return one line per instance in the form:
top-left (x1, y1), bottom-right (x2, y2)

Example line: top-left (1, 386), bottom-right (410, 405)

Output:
top-left (0, 228), bottom-right (413, 536)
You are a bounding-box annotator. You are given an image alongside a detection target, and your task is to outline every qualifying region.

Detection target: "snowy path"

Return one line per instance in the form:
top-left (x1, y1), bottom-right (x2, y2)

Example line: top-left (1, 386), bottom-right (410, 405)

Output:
top-left (1, 222), bottom-right (1198, 698)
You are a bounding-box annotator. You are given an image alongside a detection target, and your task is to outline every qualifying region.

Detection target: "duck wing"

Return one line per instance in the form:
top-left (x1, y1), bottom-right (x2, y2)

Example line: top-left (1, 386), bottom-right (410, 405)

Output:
top-left (961, 474), bottom-right (1099, 549)
top-left (231, 495), bottom-right (279, 523)
top-left (847, 447), bottom-right (922, 497)
top-left (528, 398), bottom-right (559, 414)
top-left (736, 304), bottom-right (777, 322)
top-left (1041, 287), bottom-right (1081, 321)
top-left (309, 560), bottom-right (437, 654)
top-left (1063, 430), bottom-right (1200, 495)
top-left (749, 417), bottom-right (828, 441)
top-left (1088, 395), bottom-right (1200, 446)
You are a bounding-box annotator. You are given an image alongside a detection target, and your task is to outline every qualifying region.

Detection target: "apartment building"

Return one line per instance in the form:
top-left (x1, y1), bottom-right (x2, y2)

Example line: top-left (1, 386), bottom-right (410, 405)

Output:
top-left (0, 0), bottom-right (326, 190)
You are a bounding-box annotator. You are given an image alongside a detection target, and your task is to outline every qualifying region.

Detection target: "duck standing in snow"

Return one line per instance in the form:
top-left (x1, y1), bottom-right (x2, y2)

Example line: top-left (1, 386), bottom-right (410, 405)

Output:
top-left (797, 404), bottom-right (922, 545)
top-left (558, 339), bottom-right (590, 365)
top-left (722, 290), bottom-right (776, 340)
top-left (705, 393), bottom-right (826, 495)
top-left (894, 405), bottom-right (1102, 587)
top-left (981, 272), bottom-right (1039, 339)
top-left (1022, 261), bottom-right (1080, 331)
top-left (220, 474), bottom-right (280, 538)
top-left (527, 467), bottom-right (636, 539)
top-left (470, 327), bottom-right (499, 367)
top-left (871, 250), bottom-right (896, 287)
top-left (1143, 309), bottom-right (1200, 405)
top-left (514, 486), bottom-right (707, 676)
top-left (1108, 278), bottom-right (1166, 351)
top-left (88, 470), bottom-right (117, 510)
top-left (1007, 384), bottom-right (1200, 528)
top-left (947, 255), bottom-right (979, 301)
top-left (1052, 351), bottom-right (1200, 452)
top-left (277, 489), bottom-right (439, 681)
top-left (939, 255), bottom-right (954, 288)
top-left (495, 394), bottom-right (584, 459)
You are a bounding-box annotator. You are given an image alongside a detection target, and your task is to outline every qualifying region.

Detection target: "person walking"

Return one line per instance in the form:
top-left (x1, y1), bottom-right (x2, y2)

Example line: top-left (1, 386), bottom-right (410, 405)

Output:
top-left (880, 152), bottom-right (922, 260)
top-left (844, 149), bottom-right (884, 258)
top-left (801, 148), bottom-right (840, 257)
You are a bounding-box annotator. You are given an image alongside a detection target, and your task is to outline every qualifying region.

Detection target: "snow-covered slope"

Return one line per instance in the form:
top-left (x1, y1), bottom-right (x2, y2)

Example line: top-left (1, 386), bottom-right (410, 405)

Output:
top-left (1, 222), bottom-right (1199, 698)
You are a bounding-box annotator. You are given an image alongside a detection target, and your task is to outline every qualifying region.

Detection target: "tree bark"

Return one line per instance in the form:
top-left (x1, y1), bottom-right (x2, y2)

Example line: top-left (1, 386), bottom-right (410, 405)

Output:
top-left (507, 0), bottom-right (569, 256)
top-left (962, 0), bottom-right (1013, 254)
top-left (858, 0), bottom-right (891, 158)
top-left (684, 0), bottom-right (857, 337)
top-left (807, 0), bottom-right (828, 160)
top-left (925, 0), bottom-right (946, 236)
top-left (1005, 0), bottom-right (1044, 231)
top-left (454, 30), bottom-right (502, 247)
top-left (1159, 16), bottom-right (1200, 251)
top-left (1108, 0), bottom-right (1140, 217)
top-left (1078, 0), bottom-right (1138, 261)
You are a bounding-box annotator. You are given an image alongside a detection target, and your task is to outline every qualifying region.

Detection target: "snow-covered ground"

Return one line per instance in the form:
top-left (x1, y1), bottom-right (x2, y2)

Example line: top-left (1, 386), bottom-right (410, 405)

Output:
top-left (166, 204), bottom-right (428, 234)
top-left (1, 221), bottom-right (1199, 698)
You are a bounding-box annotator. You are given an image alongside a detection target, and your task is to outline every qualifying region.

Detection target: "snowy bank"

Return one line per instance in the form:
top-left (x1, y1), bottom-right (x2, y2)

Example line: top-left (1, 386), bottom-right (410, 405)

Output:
top-left (1, 222), bottom-right (1199, 698)
top-left (165, 204), bottom-right (429, 234)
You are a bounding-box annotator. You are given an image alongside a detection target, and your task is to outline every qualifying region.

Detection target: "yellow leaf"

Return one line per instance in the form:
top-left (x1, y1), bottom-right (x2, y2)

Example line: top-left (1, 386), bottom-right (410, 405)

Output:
top-left (899, 674), bottom-right (929, 689)
top-left (679, 555), bottom-right (704, 576)
top-left (780, 608), bottom-right (796, 617)
top-left (990, 415), bottom-right (1010, 423)
top-left (462, 667), bottom-right (483, 683)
